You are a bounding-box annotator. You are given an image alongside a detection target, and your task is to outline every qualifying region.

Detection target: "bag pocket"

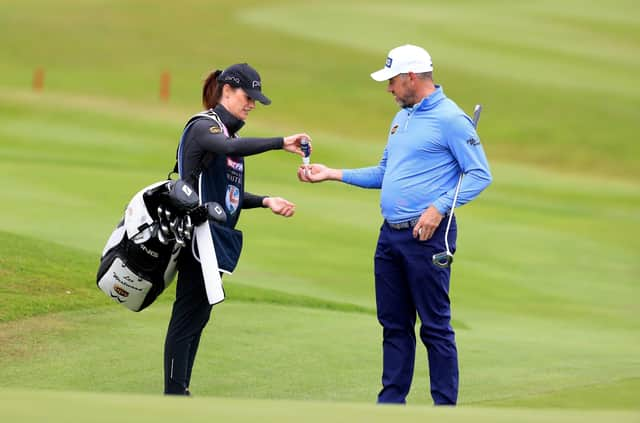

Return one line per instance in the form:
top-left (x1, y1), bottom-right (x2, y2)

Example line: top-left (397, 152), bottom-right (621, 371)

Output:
top-left (209, 222), bottom-right (243, 273)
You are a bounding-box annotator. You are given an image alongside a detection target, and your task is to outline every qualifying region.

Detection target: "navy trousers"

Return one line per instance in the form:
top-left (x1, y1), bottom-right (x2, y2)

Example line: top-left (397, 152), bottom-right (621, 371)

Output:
top-left (374, 217), bottom-right (458, 405)
top-left (164, 249), bottom-right (214, 395)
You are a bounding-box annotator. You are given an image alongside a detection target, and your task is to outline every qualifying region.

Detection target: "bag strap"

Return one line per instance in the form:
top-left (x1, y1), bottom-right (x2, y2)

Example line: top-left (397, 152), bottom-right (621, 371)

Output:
top-left (167, 152), bottom-right (213, 183)
top-left (169, 110), bottom-right (227, 183)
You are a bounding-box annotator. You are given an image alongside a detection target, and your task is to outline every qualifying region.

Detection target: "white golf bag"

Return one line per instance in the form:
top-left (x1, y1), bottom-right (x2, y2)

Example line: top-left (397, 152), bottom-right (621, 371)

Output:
top-left (96, 179), bottom-right (226, 311)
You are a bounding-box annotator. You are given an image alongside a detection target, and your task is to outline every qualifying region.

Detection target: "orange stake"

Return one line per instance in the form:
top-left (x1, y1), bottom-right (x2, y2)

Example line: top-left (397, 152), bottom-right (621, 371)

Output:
top-left (33, 68), bottom-right (45, 92)
top-left (160, 71), bottom-right (171, 102)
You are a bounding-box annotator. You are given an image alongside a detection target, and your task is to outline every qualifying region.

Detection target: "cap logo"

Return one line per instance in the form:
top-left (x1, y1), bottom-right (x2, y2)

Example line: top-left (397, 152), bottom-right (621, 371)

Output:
top-left (252, 80), bottom-right (261, 88)
top-left (385, 57), bottom-right (393, 68)
top-left (222, 75), bottom-right (241, 84)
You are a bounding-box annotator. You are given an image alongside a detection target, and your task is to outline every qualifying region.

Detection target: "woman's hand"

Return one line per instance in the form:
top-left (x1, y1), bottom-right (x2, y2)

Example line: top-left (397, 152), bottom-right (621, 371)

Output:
top-left (283, 133), bottom-right (312, 157)
top-left (263, 197), bottom-right (296, 217)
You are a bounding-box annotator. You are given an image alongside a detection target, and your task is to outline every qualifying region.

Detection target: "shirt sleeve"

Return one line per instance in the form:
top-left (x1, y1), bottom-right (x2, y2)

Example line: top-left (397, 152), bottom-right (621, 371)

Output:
top-left (341, 147), bottom-right (387, 188)
top-left (243, 192), bottom-right (267, 209)
top-left (191, 119), bottom-right (284, 157)
top-left (432, 114), bottom-right (492, 214)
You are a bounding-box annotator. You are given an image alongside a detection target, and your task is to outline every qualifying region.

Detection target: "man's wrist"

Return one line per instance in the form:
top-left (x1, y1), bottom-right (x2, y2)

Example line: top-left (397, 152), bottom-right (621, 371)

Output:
top-left (431, 201), bottom-right (447, 215)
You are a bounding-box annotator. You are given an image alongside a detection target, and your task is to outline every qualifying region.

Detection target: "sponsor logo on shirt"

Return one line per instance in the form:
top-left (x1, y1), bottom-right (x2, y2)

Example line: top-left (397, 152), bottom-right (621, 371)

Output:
top-left (226, 185), bottom-right (240, 215)
top-left (390, 124), bottom-right (399, 135)
top-left (209, 126), bottom-right (222, 134)
top-left (227, 157), bottom-right (244, 172)
top-left (466, 137), bottom-right (480, 146)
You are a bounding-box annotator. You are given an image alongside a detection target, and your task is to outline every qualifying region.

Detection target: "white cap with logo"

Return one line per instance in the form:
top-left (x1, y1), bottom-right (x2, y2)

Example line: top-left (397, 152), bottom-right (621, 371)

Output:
top-left (370, 44), bottom-right (433, 82)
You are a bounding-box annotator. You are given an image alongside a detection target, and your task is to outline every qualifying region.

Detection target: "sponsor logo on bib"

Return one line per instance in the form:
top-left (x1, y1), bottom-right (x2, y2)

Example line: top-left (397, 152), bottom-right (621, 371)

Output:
top-left (227, 157), bottom-right (244, 172)
top-left (225, 185), bottom-right (240, 214)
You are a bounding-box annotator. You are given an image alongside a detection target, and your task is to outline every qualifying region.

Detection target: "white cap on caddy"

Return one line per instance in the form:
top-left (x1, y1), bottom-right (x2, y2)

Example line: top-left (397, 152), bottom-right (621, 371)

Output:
top-left (370, 44), bottom-right (433, 81)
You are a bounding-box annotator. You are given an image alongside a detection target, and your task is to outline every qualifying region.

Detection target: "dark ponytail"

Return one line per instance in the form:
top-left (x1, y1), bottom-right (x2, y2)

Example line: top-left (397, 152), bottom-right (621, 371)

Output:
top-left (202, 69), bottom-right (223, 110)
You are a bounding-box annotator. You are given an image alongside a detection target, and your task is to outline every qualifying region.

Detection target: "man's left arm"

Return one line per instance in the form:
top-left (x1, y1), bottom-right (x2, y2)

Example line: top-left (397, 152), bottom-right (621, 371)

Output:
top-left (414, 115), bottom-right (492, 240)
top-left (413, 113), bottom-right (493, 240)
top-left (432, 114), bottom-right (492, 215)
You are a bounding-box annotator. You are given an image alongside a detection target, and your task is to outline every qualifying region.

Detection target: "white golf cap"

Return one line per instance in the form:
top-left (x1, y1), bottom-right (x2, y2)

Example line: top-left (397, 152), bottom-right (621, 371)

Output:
top-left (370, 44), bottom-right (433, 82)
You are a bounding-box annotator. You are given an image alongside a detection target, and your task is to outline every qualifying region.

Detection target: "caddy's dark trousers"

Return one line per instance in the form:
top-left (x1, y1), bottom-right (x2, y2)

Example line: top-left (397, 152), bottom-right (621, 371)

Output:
top-left (374, 218), bottom-right (458, 405)
top-left (164, 250), bottom-right (214, 395)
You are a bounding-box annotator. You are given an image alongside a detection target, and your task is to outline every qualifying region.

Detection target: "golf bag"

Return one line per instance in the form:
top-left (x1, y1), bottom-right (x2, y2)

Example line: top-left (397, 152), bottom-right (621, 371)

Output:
top-left (96, 179), bottom-right (226, 312)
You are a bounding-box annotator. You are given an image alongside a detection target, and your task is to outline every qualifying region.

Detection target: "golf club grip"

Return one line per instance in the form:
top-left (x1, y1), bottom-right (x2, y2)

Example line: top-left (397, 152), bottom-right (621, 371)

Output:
top-left (472, 104), bottom-right (482, 129)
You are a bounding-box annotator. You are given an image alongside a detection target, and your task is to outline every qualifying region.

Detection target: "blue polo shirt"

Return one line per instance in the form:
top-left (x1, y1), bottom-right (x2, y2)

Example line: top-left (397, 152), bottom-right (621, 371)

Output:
top-left (342, 86), bottom-right (492, 223)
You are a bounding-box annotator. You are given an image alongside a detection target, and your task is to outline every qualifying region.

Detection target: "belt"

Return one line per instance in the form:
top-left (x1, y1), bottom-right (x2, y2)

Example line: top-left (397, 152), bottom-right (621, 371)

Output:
top-left (386, 218), bottom-right (420, 230)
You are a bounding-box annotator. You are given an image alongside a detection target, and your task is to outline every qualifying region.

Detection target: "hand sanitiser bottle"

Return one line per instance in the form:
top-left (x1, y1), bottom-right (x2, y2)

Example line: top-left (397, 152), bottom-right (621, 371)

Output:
top-left (301, 137), bottom-right (311, 175)
top-left (301, 137), bottom-right (311, 166)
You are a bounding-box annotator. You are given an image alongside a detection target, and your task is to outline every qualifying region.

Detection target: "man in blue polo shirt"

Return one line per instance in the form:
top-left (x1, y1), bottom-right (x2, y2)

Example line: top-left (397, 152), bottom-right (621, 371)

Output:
top-left (297, 44), bottom-right (492, 405)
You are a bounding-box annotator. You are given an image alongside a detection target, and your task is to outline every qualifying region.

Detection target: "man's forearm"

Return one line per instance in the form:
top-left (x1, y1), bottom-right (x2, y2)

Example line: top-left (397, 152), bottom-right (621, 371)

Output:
top-left (341, 166), bottom-right (384, 188)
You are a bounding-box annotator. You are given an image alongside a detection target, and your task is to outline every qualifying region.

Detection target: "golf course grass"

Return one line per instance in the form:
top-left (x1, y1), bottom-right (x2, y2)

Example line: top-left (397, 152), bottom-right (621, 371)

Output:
top-left (1, 0), bottom-right (639, 421)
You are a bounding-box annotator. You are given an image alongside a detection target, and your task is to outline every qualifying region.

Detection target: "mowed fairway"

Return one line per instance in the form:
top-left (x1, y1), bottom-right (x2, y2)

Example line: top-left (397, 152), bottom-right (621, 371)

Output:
top-left (0, 0), bottom-right (639, 421)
